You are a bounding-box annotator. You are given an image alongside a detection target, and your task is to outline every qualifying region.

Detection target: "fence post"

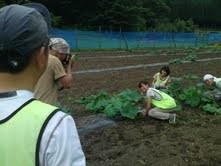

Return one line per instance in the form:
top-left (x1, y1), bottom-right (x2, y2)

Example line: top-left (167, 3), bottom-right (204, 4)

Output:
top-left (137, 25), bottom-right (140, 48)
top-left (121, 26), bottom-right (129, 50)
top-left (120, 26), bottom-right (122, 49)
top-left (195, 31), bottom-right (198, 47)
top-left (75, 24), bottom-right (78, 50)
top-left (99, 25), bottom-right (102, 49)
top-left (171, 32), bottom-right (176, 48)
top-left (137, 26), bottom-right (140, 32)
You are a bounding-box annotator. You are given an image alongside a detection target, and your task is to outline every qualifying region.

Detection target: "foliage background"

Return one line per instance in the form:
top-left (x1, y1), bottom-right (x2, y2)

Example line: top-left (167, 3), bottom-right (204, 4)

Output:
top-left (1, 0), bottom-right (221, 31)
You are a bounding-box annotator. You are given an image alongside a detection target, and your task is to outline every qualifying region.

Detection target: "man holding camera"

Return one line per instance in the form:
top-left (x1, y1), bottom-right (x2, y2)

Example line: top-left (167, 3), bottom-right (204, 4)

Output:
top-left (34, 38), bottom-right (75, 105)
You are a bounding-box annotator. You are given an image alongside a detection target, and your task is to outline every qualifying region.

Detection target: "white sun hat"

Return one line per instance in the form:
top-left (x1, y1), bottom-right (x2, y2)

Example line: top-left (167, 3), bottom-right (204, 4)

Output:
top-left (203, 74), bottom-right (213, 81)
top-left (49, 38), bottom-right (70, 54)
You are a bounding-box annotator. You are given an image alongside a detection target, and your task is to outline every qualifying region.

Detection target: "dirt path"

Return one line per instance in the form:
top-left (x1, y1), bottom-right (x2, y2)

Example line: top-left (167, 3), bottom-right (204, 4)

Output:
top-left (74, 57), bottom-right (221, 74)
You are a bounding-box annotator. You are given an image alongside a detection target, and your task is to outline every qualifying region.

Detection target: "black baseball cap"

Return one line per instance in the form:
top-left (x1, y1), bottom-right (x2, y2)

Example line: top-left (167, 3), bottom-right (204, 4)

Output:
top-left (0, 4), bottom-right (49, 72)
top-left (23, 3), bottom-right (52, 33)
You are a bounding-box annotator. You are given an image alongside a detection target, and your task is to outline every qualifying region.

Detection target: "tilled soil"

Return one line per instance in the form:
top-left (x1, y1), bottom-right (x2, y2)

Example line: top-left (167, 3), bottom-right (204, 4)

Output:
top-left (59, 48), bottom-right (221, 166)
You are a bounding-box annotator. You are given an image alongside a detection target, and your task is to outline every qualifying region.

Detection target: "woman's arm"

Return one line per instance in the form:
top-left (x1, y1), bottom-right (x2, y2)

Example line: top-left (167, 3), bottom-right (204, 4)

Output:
top-left (152, 73), bottom-right (157, 86)
top-left (165, 76), bottom-right (172, 87)
top-left (142, 96), bottom-right (152, 117)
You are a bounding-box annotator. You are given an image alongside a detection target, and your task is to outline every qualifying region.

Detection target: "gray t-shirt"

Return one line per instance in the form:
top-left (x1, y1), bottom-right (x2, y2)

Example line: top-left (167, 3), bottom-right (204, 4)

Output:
top-left (216, 81), bottom-right (221, 91)
top-left (146, 88), bottom-right (163, 101)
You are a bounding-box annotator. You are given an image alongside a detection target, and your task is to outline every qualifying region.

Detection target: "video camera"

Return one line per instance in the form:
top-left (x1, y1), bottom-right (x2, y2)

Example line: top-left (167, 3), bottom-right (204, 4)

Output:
top-left (61, 53), bottom-right (72, 66)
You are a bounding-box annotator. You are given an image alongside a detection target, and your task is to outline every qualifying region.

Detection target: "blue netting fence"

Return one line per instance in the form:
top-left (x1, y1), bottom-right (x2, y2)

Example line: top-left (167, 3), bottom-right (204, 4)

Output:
top-left (51, 28), bottom-right (221, 50)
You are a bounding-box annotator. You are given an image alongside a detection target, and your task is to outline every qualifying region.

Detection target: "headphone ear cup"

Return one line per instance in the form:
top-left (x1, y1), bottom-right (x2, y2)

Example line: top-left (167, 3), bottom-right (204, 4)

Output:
top-left (49, 42), bottom-right (53, 49)
top-left (7, 49), bottom-right (26, 73)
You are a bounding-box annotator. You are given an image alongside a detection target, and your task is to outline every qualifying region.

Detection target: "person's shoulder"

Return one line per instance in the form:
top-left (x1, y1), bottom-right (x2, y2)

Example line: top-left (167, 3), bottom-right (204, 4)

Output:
top-left (35, 101), bottom-right (69, 117)
top-left (47, 54), bottom-right (59, 65)
top-left (31, 100), bottom-right (59, 114)
top-left (49, 54), bottom-right (60, 62)
top-left (46, 110), bottom-right (76, 133)
top-left (50, 54), bottom-right (63, 67)
top-left (146, 88), bottom-right (155, 95)
top-left (154, 72), bottom-right (160, 77)
top-left (41, 106), bottom-right (74, 125)
top-left (153, 72), bottom-right (159, 78)
top-left (149, 88), bottom-right (160, 95)
top-left (51, 110), bottom-right (71, 119)
top-left (148, 88), bottom-right (156, 92)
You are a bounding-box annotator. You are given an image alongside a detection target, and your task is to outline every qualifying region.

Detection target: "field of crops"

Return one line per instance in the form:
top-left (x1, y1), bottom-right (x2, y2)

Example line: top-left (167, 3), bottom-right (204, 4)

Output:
top-left (59, 47), bottom-right (221, 166)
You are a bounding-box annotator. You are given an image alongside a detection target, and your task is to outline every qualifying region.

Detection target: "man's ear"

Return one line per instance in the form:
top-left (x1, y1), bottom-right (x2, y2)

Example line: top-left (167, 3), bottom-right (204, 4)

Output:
top-left (35, 47), bottom-right (48, 71)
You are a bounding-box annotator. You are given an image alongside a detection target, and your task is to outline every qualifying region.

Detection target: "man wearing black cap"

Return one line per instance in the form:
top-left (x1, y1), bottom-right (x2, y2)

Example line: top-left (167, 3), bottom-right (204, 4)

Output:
top-left (0, 4), bottom-right (85, 166)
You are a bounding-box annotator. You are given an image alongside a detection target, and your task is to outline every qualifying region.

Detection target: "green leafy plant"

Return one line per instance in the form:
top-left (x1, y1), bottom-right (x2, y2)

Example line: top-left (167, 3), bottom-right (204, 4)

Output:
top-left (202, 104), bottom-right (221, 114)
top-left (168, 58), bottom-right (182, 64)
top-left (166, 50), bottom-right (177, 55)
top-left (184, 54), bottom-right (197, 61)
top-left (104, 89), bottom-right (144, 119)
top-left (169, 54), bottom-right (198, 64)
top-left (178, 86), bottom-right (202, 107)
top-left (74, 91), bottom-right (109, 113)
top-left (168, 74), bottom-right (221, 114)
top-left (183, 47), bottom-right (200, 54)
top-left (167, 78), bottom-right (183, 98)
top-left (74, 89), bottom-right (144, 119)
top-left (183, 48), bottom-right (194, 54)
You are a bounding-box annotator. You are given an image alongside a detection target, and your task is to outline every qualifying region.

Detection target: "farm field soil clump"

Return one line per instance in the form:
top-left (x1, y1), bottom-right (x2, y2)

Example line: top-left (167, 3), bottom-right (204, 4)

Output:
top-left (59, 48), bottom-right (221, 165)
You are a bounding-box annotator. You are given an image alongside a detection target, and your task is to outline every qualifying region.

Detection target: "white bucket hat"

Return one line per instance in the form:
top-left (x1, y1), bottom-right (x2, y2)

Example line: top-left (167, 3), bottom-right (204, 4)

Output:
top-left (203, 74), bottom-right (213, 81)
top-left (49, 38), bottom-right (70, 54)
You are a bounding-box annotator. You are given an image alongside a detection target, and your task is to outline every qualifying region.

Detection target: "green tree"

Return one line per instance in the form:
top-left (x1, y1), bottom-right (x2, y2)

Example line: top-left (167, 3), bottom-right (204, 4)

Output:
top-left (143, 0), bottom-right (171, 28)
top-left (88, 0), bottom-right (149, 31)
top-left (164, 0), bottom-right (221, 26)
top-left (0, 0), bottom-right (5, 8)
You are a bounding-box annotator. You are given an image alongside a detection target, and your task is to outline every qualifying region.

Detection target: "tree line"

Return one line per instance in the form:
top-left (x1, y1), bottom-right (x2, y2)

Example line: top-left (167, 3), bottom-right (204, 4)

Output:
top-left (2, 0), bottom-right (221, 32)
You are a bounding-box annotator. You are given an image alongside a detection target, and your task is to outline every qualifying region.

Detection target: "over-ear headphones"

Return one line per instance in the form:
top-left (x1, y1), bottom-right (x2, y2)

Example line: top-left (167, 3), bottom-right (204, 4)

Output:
top-left (0, 48), bottom-right (30, 73)
top-left (7, 48), bottom-right (28, 73)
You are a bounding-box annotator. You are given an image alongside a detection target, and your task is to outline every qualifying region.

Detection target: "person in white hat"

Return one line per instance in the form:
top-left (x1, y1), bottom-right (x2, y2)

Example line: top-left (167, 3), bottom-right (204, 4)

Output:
top-left (203, 74), bottom-right (221, 101)
top-left (203, 74), bottom-right (221, 90)
top-left (34, 37), bottom-right (75, 105)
